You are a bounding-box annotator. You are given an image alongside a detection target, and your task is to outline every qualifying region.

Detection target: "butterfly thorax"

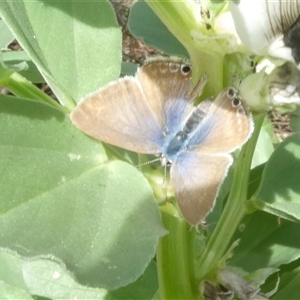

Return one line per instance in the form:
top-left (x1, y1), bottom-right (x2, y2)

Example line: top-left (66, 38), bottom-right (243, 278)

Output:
top-left (165, 131), bottom-right (189, 158)
top-left (164, 103), bottom-right (208, 160)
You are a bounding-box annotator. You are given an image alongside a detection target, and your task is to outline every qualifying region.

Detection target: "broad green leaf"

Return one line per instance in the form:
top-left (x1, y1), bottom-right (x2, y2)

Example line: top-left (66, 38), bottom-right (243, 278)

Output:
top-left (121, 61), bottom-right (138, 77)
top-left (0, 18), bottom-right (15, 50)
top-left (0, 250), bottom-right (32, 299)
top-left (0, 94), bottom-right (166, 290)
top-left (111, 260), bottom-right (158, 300)
top-left (128, 0), bottom-right (188, 57)
top-left (0, 0), bottom-right (122, 108)
top-left (229, 211), bottom-right (300, 272)
top-left (0, 250), bottom-right (109, 299)
top-left (22, 256), bottom-right (109, 299)
top-left (0, 281), bottom-right (32, 300)
top-left (248, 163), bottom-right (265, 199)
top-left (251, 133), bottom-right (300, 222)
top-left (267, 265), bottom-right (300, 299)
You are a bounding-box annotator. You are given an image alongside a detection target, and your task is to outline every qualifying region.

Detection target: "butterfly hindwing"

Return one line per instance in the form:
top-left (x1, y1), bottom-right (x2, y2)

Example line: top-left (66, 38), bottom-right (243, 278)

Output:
top-left (189, 88), bottom-right (253, 155)
top-left (170, 88), bottom-right (252, 225)
top-left (171, 151), bottom-right (232, 225)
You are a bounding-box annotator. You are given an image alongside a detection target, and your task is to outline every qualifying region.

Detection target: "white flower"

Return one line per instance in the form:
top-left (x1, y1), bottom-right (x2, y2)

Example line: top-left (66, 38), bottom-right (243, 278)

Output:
top-left (228, 1), bottom-right (300, 109)
top-left (230, 0), bottom-right (300, 68)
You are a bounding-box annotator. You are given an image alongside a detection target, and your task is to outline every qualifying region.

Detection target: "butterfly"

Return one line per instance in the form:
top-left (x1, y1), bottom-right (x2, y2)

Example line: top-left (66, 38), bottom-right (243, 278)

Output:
top-left (70, 58), bottom-right (253, 225)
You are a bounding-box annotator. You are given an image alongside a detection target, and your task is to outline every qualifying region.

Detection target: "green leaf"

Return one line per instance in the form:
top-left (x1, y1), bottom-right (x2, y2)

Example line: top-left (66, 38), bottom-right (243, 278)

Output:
top-left (0, 0), bottom-right (122, 108)
top-left (251, 126), bottom-right (274, 169)
top-left (0, 250), bottom-right (32, 299)
top-left (248, 163), bottom-right (265, 199)
top-left (251, 133), bottom-right (300, 221)
top-left (121, 61), bottom-right (138, 77)
top-left (0, 281), bottom-right (33, 300)
top-left (23, 257), bottom-right (109, 299)
top-left (2, 51), bottom-right (44, 83)
top-left (128, 0), bottom-right (188, 57)
top-left (229, 211), bottom-right (300, 272)
top-left (0, 250), bottom-right (109, 299)
top-left (0, 95), bottom-right (166, 290)
top-left (111, 260), bottom-right (158, 300)
top-left (267, 264), bottom-right (300, 299)
top-left (0, 18), bottom-right (15, 50)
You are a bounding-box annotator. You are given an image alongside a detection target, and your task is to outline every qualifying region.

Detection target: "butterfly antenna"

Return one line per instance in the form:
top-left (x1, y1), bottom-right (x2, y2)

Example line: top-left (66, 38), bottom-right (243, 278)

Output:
top-left (136, 157), bottom-right (161, 168)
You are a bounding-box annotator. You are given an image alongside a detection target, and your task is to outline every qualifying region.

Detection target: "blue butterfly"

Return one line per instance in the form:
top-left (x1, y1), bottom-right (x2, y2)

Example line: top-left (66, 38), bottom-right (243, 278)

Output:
top-left (71, 59), bottom-right (253, 225)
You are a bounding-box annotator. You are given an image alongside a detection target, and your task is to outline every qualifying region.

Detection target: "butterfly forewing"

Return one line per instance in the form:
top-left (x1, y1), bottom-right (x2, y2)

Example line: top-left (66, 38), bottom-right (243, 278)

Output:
top-left (137, 59), bottom-right (195, 131)
top-left (71, 77), bottom-right (164, 154)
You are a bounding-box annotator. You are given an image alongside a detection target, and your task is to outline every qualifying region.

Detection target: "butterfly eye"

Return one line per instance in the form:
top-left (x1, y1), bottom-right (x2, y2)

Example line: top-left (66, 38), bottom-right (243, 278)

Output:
top-left (181, 64), bottom-right (191, 75)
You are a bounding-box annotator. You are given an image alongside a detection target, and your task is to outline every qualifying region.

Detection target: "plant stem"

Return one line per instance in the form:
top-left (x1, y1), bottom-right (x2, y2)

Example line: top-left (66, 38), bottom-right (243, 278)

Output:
top-left (156, 207), bottom-right (198, 299)
top-left (189, 50), bottom-right (224, 98)
top-left (195, 114), bottom-right (265, 280)
top-left (2, 72), bottom-right (69, 113)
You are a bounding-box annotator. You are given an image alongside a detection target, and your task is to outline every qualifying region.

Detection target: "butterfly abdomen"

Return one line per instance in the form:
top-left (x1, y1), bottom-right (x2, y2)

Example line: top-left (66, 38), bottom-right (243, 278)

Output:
top-left (183, 104), bottom-right (208, 134)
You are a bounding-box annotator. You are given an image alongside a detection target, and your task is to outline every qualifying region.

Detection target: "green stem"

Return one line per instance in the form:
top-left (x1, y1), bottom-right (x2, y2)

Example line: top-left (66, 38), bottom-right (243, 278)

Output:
top-left (145, 0), bottom-right (203, 50)
top-left (156, 207), bottom-right (198, 299)
top-left (189, 50), bottom-right (224, 98)
top-left (195, 114), bottom-right (265, 280)
top-left (1, 72), bottom-right (69, 113)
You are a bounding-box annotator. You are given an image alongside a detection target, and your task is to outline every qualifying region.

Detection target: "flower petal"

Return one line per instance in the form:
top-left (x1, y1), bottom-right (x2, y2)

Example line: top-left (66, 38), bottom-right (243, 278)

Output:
top-left (230, 0), bottom-right (300, 66)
